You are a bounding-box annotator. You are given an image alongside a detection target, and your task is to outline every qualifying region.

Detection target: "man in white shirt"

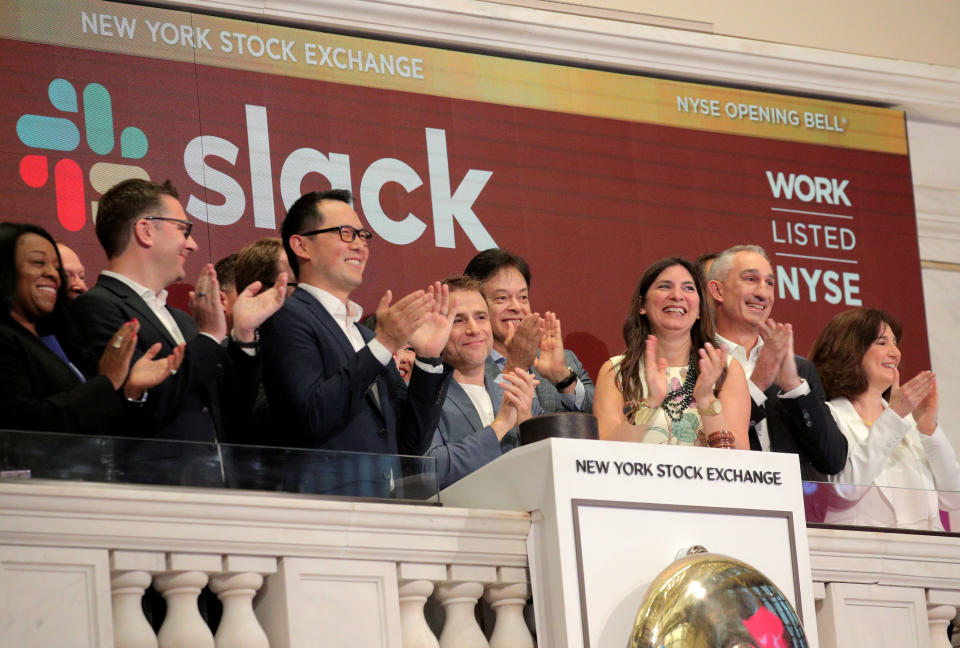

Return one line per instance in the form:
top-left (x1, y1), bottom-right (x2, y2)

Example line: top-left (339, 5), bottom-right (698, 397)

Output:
top-left (262, 189), bottom-right (454, 456)
top-left (707, 244), bottom-right (847, 478)
top-left (426, 276), bottom-right (540, 488)
top-left (73, 178), bottom-right (286, 445)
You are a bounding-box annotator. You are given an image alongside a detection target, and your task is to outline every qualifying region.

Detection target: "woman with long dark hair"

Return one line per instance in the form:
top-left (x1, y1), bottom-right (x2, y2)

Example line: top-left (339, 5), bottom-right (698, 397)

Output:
top-left (810, 307), bottom-right (960, 530)
top-left (594, 257), bottom-right (749, 448)
top-left (0, 222), bottom-right (182, 434)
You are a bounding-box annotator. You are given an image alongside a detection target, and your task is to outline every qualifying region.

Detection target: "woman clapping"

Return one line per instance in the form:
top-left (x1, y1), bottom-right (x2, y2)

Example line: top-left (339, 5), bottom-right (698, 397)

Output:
top-left (595, 257), bottom-right (750, 449)
top-left (810, 308), bottom-right (960, 530)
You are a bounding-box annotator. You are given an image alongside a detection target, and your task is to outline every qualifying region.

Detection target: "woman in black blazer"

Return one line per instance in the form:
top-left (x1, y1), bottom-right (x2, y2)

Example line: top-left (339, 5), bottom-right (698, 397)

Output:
top-left (0, 222), bottom-right (183, 436)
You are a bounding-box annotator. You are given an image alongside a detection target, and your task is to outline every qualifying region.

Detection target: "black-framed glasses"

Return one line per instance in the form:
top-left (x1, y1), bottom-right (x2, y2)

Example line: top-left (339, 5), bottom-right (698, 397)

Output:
top-left (298, 225), bottom-right (373, 244)
top-left (144, 216), bottom-right (194, 239)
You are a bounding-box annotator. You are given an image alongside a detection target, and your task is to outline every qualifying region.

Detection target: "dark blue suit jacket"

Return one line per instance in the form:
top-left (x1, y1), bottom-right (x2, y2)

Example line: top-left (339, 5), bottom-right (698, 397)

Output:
top-left (73, 274), bottom-right (258, 443)
top-left (260, 287), bottom-right (451, 455)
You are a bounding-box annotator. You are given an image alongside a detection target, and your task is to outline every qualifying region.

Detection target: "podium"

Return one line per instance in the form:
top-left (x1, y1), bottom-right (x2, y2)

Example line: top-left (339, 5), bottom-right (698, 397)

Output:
top-left (440, 438), bottom-right (818, 648)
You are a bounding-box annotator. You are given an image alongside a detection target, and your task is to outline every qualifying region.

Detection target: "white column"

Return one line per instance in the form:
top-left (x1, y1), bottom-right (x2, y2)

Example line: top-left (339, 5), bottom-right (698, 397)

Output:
top-left (398, 580), bottom-right (440, 648)
top-left (929, 591), bottom-right (960, 648)
top-left (435, 582), bottom-right (489, 648)
top-left (153, 571), bottom-right (215, 648)
top-left (484, 582), bottom-right (533, 648)
top-left (111, 551), bottom-right (165, 648)
top-left (929, 605), bottom-right (955, 648)
top-left (210, 572), bottom-right (269, 648)
top-left (111, 571), bottom-right (158, 648)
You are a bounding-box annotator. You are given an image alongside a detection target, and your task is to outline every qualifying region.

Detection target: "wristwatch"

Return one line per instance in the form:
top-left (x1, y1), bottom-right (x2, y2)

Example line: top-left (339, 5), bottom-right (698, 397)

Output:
top-left (697, 398), bottom-right (722, 417)
top-left (554, 367), bottom-right (577, 390)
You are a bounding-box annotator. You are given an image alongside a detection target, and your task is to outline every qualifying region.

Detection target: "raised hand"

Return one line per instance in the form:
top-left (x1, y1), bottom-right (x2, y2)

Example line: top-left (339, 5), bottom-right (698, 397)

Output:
top-left (124, 342), bottom-right (186, 400)
top-left (98, 320), bottom-right (140, 390)
top-left (773, 322), bottom-right (803, 392)
top-left (231, 272), bottom-right (289, 342)
top-left (501, 368), bottom-right (540, 425)
top-left (190, 264), bottom-right (227, 341)
top-left (374, 288), bottom-right (433, 353)
top-left (912, 378), bottom-right (939, 436)
top-left (643, 335), bottom-right (669, 407)
top-left (408, 282), bottom-right (456, 357)
top-left (503, 313), bottom-right (543, 374)
top-left (693, 342), bottom-right (727, 405)
top-left (889, 369), bottom-right (936, 419)
top-left (751, 318), bottom-right (790, 391)
top-left (533, 311), bottom-right (569, 384)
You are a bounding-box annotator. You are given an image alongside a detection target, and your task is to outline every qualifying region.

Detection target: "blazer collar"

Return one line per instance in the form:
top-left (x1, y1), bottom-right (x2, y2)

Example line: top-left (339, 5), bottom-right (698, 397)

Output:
top-left (95, 274), bottom-right (179, 347)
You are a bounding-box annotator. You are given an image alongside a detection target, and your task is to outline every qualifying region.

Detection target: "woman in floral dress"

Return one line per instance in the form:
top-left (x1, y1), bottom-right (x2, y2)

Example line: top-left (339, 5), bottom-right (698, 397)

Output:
top-left (594, 257), bottom-right (749, 448)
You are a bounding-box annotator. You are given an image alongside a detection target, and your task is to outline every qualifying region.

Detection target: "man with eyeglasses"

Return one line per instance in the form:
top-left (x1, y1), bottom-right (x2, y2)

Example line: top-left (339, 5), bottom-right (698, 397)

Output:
top-left (73, 178), bottom-right (287, 449)
top-left (262, 189), bottom-right (454, 461)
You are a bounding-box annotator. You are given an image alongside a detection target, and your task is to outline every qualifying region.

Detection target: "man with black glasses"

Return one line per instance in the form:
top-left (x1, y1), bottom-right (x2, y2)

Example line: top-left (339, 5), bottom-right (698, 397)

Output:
top-left (73, 178), bottom-right (286, 445)
top-left (262, 189), bottom-right (454, 456)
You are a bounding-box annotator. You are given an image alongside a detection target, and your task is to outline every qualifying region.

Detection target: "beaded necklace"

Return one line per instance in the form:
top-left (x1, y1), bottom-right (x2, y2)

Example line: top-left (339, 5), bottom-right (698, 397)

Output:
top-left (661, 351), bottom-right (699, 424)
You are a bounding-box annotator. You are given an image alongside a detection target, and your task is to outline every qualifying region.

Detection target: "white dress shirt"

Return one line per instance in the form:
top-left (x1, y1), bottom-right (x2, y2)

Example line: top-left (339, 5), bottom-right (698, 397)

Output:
top-left (101, 271), bottom-right (186, 344)
top-left (296, 284), bottom-right (441, 374)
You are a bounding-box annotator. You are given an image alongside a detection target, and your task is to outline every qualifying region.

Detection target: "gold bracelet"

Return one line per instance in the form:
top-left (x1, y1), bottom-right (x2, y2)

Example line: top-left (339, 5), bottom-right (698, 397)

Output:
top-left (633, 399), bottom-right (658, 426)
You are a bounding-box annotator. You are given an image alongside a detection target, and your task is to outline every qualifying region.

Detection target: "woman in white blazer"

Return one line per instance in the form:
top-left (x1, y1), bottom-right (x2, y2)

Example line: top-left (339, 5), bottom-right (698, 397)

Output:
top-left (810, 308), bottom-right (960, 531)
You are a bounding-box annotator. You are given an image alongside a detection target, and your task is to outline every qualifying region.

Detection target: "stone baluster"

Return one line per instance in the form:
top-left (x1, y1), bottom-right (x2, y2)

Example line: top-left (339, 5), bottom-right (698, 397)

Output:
top-left (484, 568), bottom-right (534, 648)
top-left (399, 580), bottom-right (440, 648)
top-left (154, 553), bottom-right (220, 648)
top-left (398, 563), bottom-right (446, 648)
top-left (209, 556), bottom-right (276, 648)
top-left (928, 605), bottom-right (954, 648)
top-left (435, 565), bottom-right (498, 648)
top-left (110, 551), bottom-right (165, 648)
top-left (928, 591), bottom-right (960, 648)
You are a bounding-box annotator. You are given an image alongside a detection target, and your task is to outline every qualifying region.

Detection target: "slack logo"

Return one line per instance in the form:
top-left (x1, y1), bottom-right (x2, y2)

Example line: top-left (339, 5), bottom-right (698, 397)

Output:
top-left (16, 78), bottom-right (150, 231)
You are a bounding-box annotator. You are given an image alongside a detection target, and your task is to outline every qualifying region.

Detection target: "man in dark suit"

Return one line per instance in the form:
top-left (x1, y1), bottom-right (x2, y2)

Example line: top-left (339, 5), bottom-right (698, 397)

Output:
top-left (72, 179), bottom-right (286, 448)
top-left (426, 276), bottom-right (540, 488)
top-left (463, 249), bottom-right (594, 414)
top-left (261, 189), bottom-right (454, 457)
top-left (707, 244), bottom-right (847, 479)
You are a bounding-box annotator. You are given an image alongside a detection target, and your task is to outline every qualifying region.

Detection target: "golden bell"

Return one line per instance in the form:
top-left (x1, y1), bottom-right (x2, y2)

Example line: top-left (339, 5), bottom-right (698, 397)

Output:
top-left (627, 550), bottom-right (808, 648)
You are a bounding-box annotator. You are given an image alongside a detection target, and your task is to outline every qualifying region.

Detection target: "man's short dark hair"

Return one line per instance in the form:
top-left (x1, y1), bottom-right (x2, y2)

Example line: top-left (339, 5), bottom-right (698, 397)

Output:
top-left (462, 248), bottom-right (531, 288)
top-left (281, 189), bottom-right (353, 279)
top-left (234, 238), bottom-right (283, 293)
top-left (442, 274), bottom-right (484, 295)
top-left (215, 253), bottom-right (238, 293)
top-left (95, 179), bottom-right (179, 258)
top-left (695, 251), bottom-right (719, 283)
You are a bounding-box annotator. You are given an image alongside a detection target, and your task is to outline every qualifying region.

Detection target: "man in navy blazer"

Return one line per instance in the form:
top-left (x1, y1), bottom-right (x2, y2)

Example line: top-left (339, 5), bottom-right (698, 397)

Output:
top-left (261, 189), bottom-right (454, 456)
top-left (427, 276), bottom-right (540, 488)
top-left (707, 244), bottom-right (848, 479)
top-left (73, 179), bottom-right (287, 445)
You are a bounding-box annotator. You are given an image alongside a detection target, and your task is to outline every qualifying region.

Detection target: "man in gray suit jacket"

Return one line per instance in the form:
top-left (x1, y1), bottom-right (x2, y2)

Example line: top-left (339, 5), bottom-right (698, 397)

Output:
top-left (427, 276), bottom-right (540, 488)
top-left (464, 249), bottom-right (594, 414)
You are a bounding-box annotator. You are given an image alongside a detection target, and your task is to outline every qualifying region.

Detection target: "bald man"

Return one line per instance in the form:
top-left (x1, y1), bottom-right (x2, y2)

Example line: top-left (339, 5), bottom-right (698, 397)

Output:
top-left (56, 242), bottom-right (88, 299)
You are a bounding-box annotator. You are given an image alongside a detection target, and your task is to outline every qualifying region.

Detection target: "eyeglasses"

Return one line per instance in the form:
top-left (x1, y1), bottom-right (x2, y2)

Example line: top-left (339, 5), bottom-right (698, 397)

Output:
top-left (144, 216), bottom-right (194, 239)
top-left (298, 225), bottom-right (373, 244)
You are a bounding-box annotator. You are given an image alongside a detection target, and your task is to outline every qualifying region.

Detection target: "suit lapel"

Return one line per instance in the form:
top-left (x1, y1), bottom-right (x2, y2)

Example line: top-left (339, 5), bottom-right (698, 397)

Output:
top-left (447, 380), bottom-right (484, 434)
top-left (97, 275), bottom-right (179, 347)
top-left (299, 291), bottom-right (356, 360)
top-left (299, 291), bottom-right (387, 416)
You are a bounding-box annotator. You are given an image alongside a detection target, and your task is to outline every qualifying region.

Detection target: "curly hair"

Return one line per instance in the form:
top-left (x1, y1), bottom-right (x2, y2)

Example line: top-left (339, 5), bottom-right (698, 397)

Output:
top-left (809, 307), bottom-right (902, 400)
